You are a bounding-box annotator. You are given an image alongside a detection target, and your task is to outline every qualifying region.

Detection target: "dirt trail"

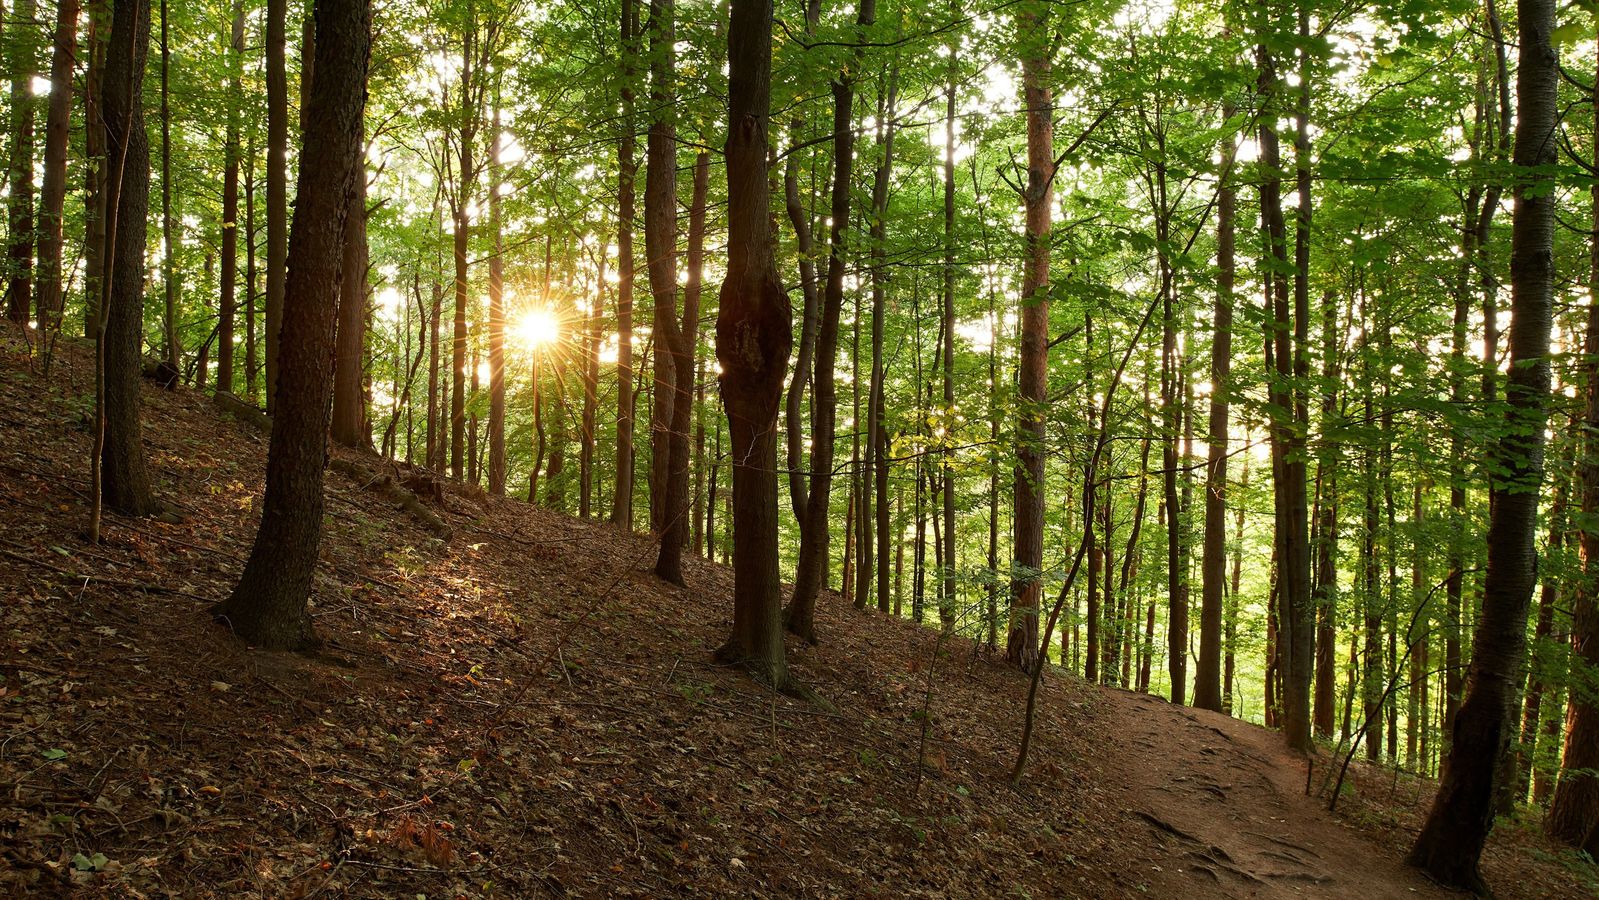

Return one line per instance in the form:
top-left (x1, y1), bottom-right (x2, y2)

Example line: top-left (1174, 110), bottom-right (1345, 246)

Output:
top-left (1102, 688), bottom-right (1445, 898)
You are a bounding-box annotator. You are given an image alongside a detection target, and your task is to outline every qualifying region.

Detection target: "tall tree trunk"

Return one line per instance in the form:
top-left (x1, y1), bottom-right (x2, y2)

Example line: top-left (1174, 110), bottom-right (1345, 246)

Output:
top-left (657, 129), bottom-right (707, 582)
top-left (264, 0), bottom-right (288, 412)
top-left (1006, 0), bottom-right (1052, 673)
top-left (487, 101), bottom-right (507, 493)
top-left (99, 0), bottom-right (157, 517)
top-left (35, 0), bottom-right (78, 335)
top-left (1407, 0), bottom-right (1557, 885)
top-left (787, 0), bottom-right (877, 641)
top-left (244, 132), bottom-right (258, 400)
top-left (647, 0), bottom-right (688, 583)
top-left (715, 0), bottom-right (791, 689)
top-left (863, 66), bottom-right (898, 614)
top-left (939, 39), bottom-right (957, 630)
top-left (1311, 281), bottom-right (1342, 738)
top-left (216, 1), bottom-right (244, 396)
top-left (612, 0), bottom-right (639, 527)
top-left (781, 0), bottom-right (820, 526)
top-left (1158, 143), bottom-right (1185, 705)
top-left (331, 134), bottom-right (369, 448)
top-left (450, 26), bottom-right (476, 481)
top-left (5, 0), bottom-right (36, 324)
top-left (83, 0), bottom-right (108, 337)
top-left (580, 230), bottom-right (606, 516)
top-left (1194, 99), bottom-right (1236, 712)
top-left (213, 0), bottom-right (370, 650)
top-left (1255, 14), bottom-right (1312, 752)
top-left (158, 0), bottom-right (178, 375)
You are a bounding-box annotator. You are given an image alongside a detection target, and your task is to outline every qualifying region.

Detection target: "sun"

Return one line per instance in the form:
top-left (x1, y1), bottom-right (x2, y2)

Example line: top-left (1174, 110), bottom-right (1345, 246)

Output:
top-left (511, 308), bottom-right (560, 351)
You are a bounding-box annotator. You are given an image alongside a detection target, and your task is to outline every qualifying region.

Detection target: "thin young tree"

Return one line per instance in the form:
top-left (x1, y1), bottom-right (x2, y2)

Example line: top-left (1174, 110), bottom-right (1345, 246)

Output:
top-left (213, 0), bottom-right (370, 650)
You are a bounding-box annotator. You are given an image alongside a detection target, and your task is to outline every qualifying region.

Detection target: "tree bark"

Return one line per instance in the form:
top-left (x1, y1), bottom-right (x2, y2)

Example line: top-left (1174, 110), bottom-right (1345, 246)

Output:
top-left (331, 131), bottom-right (369, 449)
top-left (213, 0), bottom-right (369, 650)
top-left (715, 0), bottom-right (791, 689)
top-left (1006, 1), bottom-right (1051, 673)
top-left (646, 0), bottom-right (686, 582)
top-left (99, 0), bottom-right (158, 517)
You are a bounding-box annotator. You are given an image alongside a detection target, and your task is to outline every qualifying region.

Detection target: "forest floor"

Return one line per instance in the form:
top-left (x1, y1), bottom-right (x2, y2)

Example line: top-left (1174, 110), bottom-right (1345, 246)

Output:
top-left (0, 325), bottom-right (1593, 899)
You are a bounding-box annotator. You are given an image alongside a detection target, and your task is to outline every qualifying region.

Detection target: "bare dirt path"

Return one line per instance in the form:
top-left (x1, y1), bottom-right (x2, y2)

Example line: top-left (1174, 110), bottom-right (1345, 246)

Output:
top-left (1100, 688), bottom-right (1447, 898)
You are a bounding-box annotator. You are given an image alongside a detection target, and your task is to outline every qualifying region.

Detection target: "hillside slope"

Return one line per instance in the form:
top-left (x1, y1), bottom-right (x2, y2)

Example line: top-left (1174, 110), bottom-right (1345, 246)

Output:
top-left (0, 328), bottom-right (1589, 898)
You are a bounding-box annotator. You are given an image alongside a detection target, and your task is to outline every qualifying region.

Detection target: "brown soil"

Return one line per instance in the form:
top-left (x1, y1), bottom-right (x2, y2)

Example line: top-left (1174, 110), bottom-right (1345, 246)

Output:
top-left (0, 327), bottom-right (1592, 898)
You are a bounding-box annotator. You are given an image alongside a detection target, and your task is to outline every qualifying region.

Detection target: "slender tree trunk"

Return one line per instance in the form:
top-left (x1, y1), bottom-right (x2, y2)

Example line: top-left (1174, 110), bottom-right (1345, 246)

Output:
top-left (450, 28), bottom-right (475, 481)
top-left (264, 0), bottom-right (287, 412)
top-left (213, 0), bottom-right (369, 650)
top-left (1194, 99), bottom-right (1236, 712)
top-left (35, 0), bottom-right (78, 336)
top-left (781, 0), bottom-right (821, 526)
top-left (216, 1), bottom-right (244, 396)
top-left (5, 0), bottom-right (36, 324)
top-left (647, 0), bottom-right (691, 584)
top-left (787, 0), bottom-right (877, 641)
top-left (244, 133), bottom-right (258, 400)
top-left (1408, 0), bottom-right (1557, 885)
top-left (487, 101), bottom-right (507, 493)
top-left (331, 133), bottom-right (369, 448)
top-left (939, 40), bottom-right (957, 631)
top-left (83, 0), bottom-right (108, 337)
top-left (864, 67), bottom-right (898, 614)
top-left (581, 236), bottom-right (606, 516)
top-left (158, 0), bottom-right (178, 375)
top-left (656, 132), bottom-right (707, 582)
top-left (612, 0), bottom-right (639, 527)
top-left (1006, 0), bottom-right (1052, 673)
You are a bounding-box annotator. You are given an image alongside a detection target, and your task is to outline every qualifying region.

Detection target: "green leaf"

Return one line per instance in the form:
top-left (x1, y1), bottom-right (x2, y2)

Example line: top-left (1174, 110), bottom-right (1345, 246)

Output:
top-left (40, 748), bottom-right (67, 761)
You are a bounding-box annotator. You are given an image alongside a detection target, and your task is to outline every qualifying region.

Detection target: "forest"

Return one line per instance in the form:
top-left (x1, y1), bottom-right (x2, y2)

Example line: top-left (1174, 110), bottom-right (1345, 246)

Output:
top-left (1, 0), bottom-right (1598, 894)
